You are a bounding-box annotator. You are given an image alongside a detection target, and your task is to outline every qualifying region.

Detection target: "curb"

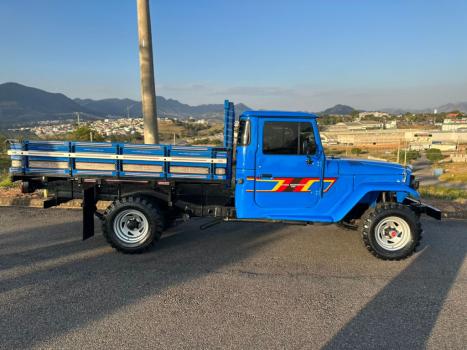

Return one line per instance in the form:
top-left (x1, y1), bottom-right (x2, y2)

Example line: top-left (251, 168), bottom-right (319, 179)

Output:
top-left (441, 211), bottom-right (467, 219)
top-left (0, 196), bottom-right (45, 208)
top-left (0, 197), bottom-right (111, 210)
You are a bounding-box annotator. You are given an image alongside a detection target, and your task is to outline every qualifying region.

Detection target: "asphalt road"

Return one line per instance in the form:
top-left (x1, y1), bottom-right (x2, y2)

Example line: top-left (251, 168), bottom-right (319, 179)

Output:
top-left (0, 207), bottom-right (466, 349)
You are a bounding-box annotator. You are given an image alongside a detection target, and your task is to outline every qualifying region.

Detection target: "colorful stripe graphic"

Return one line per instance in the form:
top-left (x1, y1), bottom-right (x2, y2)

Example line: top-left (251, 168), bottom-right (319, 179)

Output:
top-left (246, 177), bottom-right (336, 193)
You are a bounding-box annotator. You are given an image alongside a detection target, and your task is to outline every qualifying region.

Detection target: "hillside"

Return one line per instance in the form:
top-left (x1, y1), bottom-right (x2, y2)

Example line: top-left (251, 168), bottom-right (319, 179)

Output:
top-left (319, 104), bottom-right (356, 115)
top-left (0, 82), bottom-right (250, 126)
top-left (0, 82), bottom-right (97, 125)
top-left (74, 98), bottom-right (140, 117)
top-left (74, 96), bottom-right (250, 119)
top-left (436, 102), bottom-right (467, 113)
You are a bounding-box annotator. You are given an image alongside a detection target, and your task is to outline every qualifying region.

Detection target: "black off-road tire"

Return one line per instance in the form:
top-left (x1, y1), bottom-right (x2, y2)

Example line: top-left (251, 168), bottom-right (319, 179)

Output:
top-left (361, 203), bottom-right (422, 260)
top-left (102, 196), bottom-right (163, 254)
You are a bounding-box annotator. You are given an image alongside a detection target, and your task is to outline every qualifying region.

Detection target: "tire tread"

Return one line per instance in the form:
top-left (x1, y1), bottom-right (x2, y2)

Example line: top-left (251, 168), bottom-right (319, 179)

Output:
top-left (102, 196), bottom-right (163, 254)
top-left (361, 203), bottom-right (422, 260)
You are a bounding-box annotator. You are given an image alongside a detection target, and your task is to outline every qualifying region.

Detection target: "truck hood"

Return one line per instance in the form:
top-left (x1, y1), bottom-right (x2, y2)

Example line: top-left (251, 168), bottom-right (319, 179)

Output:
top-left (334, 158), bottom-right (409, 176)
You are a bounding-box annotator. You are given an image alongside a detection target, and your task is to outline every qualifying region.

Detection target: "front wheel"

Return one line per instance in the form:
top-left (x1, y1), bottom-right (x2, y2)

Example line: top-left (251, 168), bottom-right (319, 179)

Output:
top-left (102, 196), bottom-right (163, 253)
top-left (361, 203), bottom-right (422, 260)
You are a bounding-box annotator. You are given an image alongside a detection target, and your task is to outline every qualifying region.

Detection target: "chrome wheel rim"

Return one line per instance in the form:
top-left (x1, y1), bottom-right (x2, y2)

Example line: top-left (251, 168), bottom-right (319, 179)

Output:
top-left (113, 209), bottom-right (150, 246)
top-left (374, 216), bottom-right (411, 251)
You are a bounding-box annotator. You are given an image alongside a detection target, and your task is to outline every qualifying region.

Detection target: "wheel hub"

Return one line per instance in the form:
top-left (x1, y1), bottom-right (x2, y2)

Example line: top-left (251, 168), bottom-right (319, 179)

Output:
top-left (113, 209), bottom-right (150, 246)
top-left (126, 218), bottom-right (140, 230)
top-left (374, 216), bottom-right (411, 251)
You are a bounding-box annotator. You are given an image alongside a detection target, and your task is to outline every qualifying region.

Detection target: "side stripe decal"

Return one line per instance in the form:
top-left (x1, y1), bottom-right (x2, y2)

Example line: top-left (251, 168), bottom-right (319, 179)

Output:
top-left (246, 177), bottom-right (336, 193)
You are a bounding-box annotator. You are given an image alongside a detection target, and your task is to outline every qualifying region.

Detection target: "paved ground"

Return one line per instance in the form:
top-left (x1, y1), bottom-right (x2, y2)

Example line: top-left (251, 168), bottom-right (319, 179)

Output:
top-left (0, 207), bottom-right (465, 349)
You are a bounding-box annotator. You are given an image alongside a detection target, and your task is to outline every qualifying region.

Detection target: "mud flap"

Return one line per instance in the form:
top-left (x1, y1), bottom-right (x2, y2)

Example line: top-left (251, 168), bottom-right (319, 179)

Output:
top-left (82, 185), bottom-right (97, 240)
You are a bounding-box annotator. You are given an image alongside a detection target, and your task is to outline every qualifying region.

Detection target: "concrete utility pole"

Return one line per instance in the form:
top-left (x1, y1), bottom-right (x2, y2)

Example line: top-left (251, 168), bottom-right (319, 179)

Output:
top-left (136, 0), bottom-right (159, 144)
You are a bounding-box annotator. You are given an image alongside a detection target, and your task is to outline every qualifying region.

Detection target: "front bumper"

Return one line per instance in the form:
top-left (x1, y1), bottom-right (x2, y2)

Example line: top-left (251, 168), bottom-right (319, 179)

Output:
top-left (404, 197), bottom-right (442, 220)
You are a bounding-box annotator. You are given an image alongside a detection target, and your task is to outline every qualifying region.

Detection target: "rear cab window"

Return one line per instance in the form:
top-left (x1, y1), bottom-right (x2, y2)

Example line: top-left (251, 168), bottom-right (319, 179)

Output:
top-left (237, 119), bottom-right (250, 146)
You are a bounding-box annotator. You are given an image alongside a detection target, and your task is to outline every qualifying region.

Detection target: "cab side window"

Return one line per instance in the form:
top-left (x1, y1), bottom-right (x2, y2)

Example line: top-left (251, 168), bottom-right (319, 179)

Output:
top-left (263, 121), bottom-right (316, 155)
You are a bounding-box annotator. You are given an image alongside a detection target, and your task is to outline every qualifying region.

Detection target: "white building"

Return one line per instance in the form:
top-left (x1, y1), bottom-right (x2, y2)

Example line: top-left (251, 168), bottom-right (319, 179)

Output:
top-left (385, 120), bottom-right (397, 129)
top-left (441, 118), bottom-right (467, 131)
top-left (358, 111), bottom-right (390, 119)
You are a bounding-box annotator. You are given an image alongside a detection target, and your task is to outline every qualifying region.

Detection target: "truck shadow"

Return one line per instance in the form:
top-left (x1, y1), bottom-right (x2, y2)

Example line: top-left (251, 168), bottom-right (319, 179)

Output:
top-left (1, 216), bottom-right (464, 349)
top-left (0, 217), bottom-right (285, 348)
top-left (323, 219), bottom-right (466, 349)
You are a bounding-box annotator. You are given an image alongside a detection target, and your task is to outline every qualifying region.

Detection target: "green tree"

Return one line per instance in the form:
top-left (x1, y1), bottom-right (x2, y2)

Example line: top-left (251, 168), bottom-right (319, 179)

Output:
top-left (67, 126), bottom-right (104, 142)
top-left (109, 132), bottom-right (143, 143)
top-left (395, 150), bottom-right (420, 163)
top-left (426, 148), bottom-right (443, 163)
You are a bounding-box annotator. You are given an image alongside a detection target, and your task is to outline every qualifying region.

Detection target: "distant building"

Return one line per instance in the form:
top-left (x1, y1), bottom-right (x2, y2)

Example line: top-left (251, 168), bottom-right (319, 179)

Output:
top-left (358, 111), bottom-right (390, 119)
top-left (385, 120), bottom-right (397, 129)
top-left (327, 121), bottom-right (383, 132)
top-left (441, 118), bottom-right (467, 131)
top-left (409, 132), bottom-right (433, 150)
top-left (446, 112), bottom-right (462, 118)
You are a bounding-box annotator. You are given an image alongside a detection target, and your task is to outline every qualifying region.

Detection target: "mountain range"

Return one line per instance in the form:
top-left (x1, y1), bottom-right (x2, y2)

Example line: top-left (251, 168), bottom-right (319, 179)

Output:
top-left (1, 82), bottom-right (466, 127)
top-left (0, 82), bottom-right (250, 126)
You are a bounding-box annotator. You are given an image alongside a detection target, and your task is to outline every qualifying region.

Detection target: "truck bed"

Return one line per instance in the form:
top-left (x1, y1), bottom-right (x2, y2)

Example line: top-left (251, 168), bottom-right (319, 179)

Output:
top-left (8, 140), bottom-right (230, 182)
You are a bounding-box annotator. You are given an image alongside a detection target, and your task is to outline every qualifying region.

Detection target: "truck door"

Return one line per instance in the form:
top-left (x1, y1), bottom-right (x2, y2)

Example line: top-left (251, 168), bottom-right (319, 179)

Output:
top-left (254, 119), bottom-right (323, 209)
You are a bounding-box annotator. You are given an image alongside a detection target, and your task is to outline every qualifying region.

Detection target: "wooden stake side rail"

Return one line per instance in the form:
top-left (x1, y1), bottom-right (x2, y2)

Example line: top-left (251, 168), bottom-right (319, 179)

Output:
top-left (8, 141), bottom-right (230, 181)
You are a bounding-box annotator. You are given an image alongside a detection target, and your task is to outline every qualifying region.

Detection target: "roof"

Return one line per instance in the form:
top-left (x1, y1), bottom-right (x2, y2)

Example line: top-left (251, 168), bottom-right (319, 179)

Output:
top-left (241, 110), bottom-right (319, 119)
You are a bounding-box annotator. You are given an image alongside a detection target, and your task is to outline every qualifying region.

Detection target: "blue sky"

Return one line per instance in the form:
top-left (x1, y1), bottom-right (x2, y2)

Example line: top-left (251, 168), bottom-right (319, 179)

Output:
top-left (1, 0), bottom-right (466, 111)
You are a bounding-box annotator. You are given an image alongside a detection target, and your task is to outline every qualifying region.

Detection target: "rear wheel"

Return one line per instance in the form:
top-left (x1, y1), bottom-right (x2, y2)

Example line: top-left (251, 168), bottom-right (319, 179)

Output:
top-left (102, 196), bottom-right (163, 253)
top-left (361, 203), bottom-right (421, 260)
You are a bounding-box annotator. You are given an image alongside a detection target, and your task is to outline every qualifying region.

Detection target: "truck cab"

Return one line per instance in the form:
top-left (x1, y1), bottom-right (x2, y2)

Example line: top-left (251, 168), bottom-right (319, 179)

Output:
top-left (234, 111), bottom-right (331, 220)
top-left (233, 111), bottom-right (424, 225)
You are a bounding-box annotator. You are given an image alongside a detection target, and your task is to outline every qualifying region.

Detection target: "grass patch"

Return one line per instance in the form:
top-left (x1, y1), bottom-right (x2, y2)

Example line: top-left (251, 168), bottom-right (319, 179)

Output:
top-left (0, 172), bottom-right (14, 188)
top-left (439, 162), bottom-right (467, 183)
top-left (439, 172), bottom-right (467, 183)
top-left (419, 185), bottom-right (467, 201)
top-left (0, 156), bottom-right (10, 172)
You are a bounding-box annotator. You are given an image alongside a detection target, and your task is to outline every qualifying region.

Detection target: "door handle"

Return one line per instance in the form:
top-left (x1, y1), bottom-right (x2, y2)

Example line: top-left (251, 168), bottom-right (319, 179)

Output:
top-left (261, 173), bottom-right (273, 179)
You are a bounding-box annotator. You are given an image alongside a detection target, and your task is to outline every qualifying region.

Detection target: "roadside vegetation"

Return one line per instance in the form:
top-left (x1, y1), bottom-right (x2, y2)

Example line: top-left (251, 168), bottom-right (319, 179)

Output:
top-left (419, 185), bottom-right (467, 202)
top-left (426, 148), bottom-right (444, 163)
top-left (0, 175), bottom-right (13, 188)
top-left (0, 133), bottom-right (13, 188)
top-left (66, 125), bottom-right (105, 142)
top-left (439, 162), bottom-right (467, 183)
top-left (394, 149), bottom-right (421, 163)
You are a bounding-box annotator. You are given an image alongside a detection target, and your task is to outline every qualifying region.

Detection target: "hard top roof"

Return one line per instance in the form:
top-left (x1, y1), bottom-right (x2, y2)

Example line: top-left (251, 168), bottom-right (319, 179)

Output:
top-left (241, 110), bottom-right (319, 119)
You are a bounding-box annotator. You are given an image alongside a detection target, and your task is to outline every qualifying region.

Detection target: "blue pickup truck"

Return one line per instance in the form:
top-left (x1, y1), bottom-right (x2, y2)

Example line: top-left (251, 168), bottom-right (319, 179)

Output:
top-left (8, 101), bottom-right (440, 260)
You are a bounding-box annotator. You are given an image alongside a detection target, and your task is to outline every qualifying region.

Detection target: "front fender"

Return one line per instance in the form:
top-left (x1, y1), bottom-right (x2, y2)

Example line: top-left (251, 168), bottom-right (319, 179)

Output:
top-left (333, 182), bottom-right (420, 222)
